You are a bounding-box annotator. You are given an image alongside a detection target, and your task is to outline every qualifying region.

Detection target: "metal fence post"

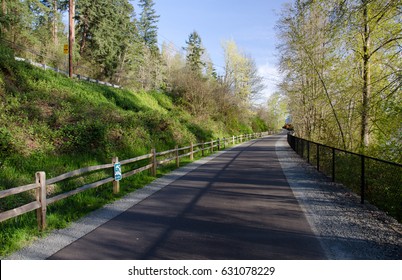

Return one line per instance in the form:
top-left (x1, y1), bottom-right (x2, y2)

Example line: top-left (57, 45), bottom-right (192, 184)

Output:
top-left (296, 138), bottom-right (299, 155)
top-left (332, 148), bottom-right (336, 182)
top-left (361, 155), bottom-right (365, 204)
top-left (317, 144), bottom-right (320, 171)
top-left (35, 171), bottom-right (47, 231)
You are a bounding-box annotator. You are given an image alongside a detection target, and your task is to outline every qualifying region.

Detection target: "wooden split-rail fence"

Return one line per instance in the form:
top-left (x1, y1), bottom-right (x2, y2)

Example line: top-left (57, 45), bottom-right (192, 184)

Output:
top-left (0, 132), bottom-right (271, 230)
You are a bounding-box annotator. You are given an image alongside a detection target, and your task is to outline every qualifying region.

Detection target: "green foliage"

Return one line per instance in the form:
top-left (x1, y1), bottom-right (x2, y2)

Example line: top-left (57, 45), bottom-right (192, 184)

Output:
top-left (60, 121), bottom-right (108, 153)
top-left (222, 39), bottom-right (264, 102)
top-left (0, 127), bottom-right (14, 163)
top-left (185, 31), bottom-right (206, 74)
top-left (0, 44), bottom-right (14, 69)
top-left (76, 0), bottom-right (136, 80)
top-left (277, 0), bottom-right (401, 160)
top-left (251, 116), bottom-right (268, 132)
top-left (138, 0), bottom-right (160, 52)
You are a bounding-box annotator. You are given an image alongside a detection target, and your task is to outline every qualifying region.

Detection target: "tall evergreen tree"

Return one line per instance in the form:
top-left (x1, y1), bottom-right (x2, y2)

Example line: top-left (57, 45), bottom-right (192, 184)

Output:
top-left (138, 0), bottom-right (159, 53)
top-left (184, 31), bottom-right (205, 74)
top-left (76, 0), bottom-right (136, 79)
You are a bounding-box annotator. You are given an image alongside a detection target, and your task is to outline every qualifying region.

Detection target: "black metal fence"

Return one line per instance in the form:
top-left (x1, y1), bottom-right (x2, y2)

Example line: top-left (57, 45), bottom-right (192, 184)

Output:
top-left (287, 134), bottom-right (402, 222)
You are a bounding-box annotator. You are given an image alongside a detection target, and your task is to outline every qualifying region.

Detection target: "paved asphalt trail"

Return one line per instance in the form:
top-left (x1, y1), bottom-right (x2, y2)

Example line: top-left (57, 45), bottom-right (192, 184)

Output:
top-left (49, 135), bottom-right (327, 259)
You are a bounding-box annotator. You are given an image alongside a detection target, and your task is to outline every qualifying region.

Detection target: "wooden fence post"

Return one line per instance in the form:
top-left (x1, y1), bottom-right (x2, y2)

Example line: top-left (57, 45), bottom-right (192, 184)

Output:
top-left (190, 142), bottom-right (194, 161)
top-left (35, 171), bottom-right (47, 231)
top-left (202, 143), bottom-right (205, 157)
top-left (210, 140), bottom-right (213, 153)
top-left (112, 156), bottom-right (120, 194)
top-left (175, 145), bottom-right (179, 167)
top-left (151, 148), bottom-right (157, 176)
top-left (217, 138), bottom-right (220, 150)
top-left (232, 135), bottom-right (235, 145)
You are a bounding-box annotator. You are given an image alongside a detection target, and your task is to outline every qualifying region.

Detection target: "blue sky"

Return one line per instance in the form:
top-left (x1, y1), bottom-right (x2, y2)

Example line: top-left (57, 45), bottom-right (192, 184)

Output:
top-left (138, 0), bottom-right (291, 102)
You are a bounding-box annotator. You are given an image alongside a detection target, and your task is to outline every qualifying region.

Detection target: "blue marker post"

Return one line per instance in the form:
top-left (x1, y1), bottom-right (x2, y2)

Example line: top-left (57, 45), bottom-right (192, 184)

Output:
top-left (113, 157), bottom-right (121, 194)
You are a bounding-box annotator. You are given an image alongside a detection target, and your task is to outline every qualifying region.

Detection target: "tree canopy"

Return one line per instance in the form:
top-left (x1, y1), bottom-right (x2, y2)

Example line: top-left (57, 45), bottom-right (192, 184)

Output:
top-left (277, 0), bottom-right (401, 161)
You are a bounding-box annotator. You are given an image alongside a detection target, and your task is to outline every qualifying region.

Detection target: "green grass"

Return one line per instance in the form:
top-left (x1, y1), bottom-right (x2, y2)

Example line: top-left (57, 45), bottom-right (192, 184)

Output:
top-left (0, 44), bottom-right (256, 258)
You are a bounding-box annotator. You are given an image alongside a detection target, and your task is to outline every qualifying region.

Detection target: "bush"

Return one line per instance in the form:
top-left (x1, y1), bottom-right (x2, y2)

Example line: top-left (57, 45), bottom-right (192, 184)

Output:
top-left (251, 116), bottom-right (268, 132)
top-left (60, 121), bottom-right (108, 154)
top-left (0, 127), bottom-right (14, 163)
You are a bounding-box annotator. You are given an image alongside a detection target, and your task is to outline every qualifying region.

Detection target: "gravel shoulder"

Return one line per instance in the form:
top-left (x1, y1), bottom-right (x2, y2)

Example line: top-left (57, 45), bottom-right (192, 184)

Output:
top-left (276, 134), bottom-right (402, 260)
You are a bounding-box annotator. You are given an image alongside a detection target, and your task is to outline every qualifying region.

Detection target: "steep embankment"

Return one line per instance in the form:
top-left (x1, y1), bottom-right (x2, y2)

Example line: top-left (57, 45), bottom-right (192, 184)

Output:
top-left (0, 46), bottom-right (231, 187)
top-left (0, 45), bottom-right (249, 256)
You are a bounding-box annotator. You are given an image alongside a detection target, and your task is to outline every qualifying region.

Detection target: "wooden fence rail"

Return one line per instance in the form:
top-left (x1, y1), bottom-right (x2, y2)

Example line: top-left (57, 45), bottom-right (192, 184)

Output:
top-left (0, 132), bottom-right (272, 230)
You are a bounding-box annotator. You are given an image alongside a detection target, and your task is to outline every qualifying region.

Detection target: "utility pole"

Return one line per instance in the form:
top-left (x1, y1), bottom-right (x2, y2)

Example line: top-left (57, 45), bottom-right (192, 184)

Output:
top-left (69, 0), bottom-right (75, 78)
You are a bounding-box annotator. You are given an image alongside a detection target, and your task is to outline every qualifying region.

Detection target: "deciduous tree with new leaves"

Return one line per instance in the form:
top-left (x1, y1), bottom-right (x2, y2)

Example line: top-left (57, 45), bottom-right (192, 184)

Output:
top-left (277, 0), bottom-right (401, 161)
top-left (222, 39), bottom-right (264, 103)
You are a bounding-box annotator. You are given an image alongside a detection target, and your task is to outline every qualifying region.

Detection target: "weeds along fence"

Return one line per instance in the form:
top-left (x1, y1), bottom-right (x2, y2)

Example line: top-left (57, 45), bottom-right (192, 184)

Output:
top-left (287, 134), bottom-right (402, 222)
top-left (0, 132), bottom-right (271, 230)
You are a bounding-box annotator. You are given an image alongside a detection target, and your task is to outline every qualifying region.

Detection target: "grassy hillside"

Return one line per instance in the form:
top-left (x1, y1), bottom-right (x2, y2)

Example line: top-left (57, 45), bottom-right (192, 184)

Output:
top-left (0, 45), bottom-right (255, 257)
top-left (0, 44), bottom-right (236, 186)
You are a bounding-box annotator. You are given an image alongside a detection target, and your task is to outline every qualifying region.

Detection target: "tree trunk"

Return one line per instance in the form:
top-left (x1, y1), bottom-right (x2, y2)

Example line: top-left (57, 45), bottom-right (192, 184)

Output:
top-left (2, 0), bottom-right (6, 14)
top-left (361, 0), bottom-right (371, 150)
top-left (52, 0), bottom-right (58, 45)
top-left (1, 0), bottom-right (6, 36)
top-left (69, 0), bottom-right (75, 78)
top-left (79, 22), bottom-right (87, 56)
